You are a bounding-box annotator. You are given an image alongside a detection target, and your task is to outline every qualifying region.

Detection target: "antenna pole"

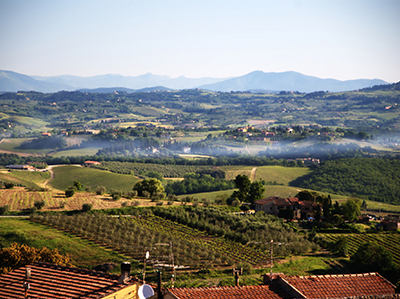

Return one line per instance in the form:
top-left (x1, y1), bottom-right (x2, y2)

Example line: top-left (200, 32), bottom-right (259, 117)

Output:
top-left (170, 242), bottom-right (175, 288)
top-left (270, 240), bottom-right (273, 275)
top-left (143, 251), bottom-right (146, 284)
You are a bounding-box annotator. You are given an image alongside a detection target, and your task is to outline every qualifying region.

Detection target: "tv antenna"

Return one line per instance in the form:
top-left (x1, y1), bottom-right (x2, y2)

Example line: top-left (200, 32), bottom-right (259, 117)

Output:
top-left (154, 242), bottom-right (176, 288)
top-left (247, 240), bottom-right (293, 275)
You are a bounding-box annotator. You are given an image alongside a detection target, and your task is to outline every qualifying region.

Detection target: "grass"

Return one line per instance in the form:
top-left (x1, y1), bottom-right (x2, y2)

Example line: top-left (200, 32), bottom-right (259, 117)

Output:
top-left (221, 165), bottom-right (254, 180)
top-left (51, 147), bottom-right (100, 157)
top-left (0, 138), bottom-right (34, 151)
top-left (0, 218), bottom-right (130, 270)
top-left (272, 255), bottom-right (347, 276)
top-left (0, 171), bottom-right (49, 189)
top-left (255, 166), bottom-right (311, 186)
top-left (0, 138), bottom-right (53, 155)
top-left (50, 165), bottom-right (139, 192)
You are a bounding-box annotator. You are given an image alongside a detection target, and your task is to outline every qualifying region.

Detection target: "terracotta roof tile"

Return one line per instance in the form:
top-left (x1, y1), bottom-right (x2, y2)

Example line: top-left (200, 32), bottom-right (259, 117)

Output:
top-left (168, 284), bottom-right (293, 299)
top-left (0, 262), bottom-right (138, 298)
top-left (283, 272), bottom-right (396, 299)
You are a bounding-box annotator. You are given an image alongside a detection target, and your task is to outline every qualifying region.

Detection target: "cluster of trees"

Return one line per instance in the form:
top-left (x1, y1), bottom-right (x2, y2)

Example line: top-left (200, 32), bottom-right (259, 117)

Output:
top-left (65, 181), bottom-right (85, 198)
top-left (299, 158), bottom-right (400, 204)
top-left (329, 238), bottom-right (399, 283)
top-left (297, 190), bottom-right (363, 223)
top-left (228, 175), bottom-right (265, 205)
top-left (92, 161), bottom-right (212, 177)
top-left (165, 173), bottom-right (235, 195)
top-left (96, 137), bottom-right (161, 156)
top-left (0, 243), bottom-right (72, 275)
top-left (133, 178), bottom-right (164, 197)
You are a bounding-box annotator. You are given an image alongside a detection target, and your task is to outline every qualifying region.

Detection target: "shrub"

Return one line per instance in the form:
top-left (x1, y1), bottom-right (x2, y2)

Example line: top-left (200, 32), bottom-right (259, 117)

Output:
top-left (231, 199), bottom-right (241, 207)
top-left (240, 204), bottom-right (250, 211)
top-left (156, 201), bottom-right (164, 206)
top-left (132, 200), bottom-right (140, 206)
top-left (0, 205), bottom-right (10, 215)
top-left (82, 203), bottom-right (93, 213)
top-left (0, 243), bottom-right (72, 275)
top-left (110, 189), bottom-right (123, 201)
top-left (34, 200), bottom-right (45, 210)
top-left (65, 188), bottom-right (75, 198)
top-left (4, 182), bottom-right (14, 189)
top-left (96, 186), bottom-right (106, 195)
top-left (126, 191), bottom-right (137, 199)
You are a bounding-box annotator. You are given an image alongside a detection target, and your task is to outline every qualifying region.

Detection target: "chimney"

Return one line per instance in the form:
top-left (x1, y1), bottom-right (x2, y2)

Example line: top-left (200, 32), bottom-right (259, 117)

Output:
top-left (118, 262), bottom-right (131, 284)
top-left (24, 267), bottom-right (31, 299)
top-left (157, 270), bottom-right (162, 299)
top-left (232, 268), bottom-right (243, 287)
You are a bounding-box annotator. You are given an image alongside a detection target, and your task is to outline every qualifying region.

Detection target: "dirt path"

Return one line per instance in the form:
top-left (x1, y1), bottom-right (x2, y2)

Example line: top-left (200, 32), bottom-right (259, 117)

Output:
top-left (250, 167), bottom-right (257, 182)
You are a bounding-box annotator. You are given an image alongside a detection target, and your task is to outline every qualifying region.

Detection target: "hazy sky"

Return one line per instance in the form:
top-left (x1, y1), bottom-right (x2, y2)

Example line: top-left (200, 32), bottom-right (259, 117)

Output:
top-left (1, 0), bottom-right (399, 82)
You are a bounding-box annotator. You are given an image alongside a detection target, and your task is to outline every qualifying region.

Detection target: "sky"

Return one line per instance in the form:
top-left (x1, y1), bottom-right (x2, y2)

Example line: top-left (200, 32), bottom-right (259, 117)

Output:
top-left (1, 0), bottom-right (399, 82)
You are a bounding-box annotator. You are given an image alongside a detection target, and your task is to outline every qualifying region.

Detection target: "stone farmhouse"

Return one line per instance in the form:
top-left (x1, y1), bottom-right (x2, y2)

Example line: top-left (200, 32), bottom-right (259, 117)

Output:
top-left (255, 196), bottom-right (321, 220)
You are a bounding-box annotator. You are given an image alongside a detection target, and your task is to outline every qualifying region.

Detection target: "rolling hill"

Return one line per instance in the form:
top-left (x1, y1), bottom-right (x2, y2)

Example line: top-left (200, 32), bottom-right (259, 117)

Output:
top-left (0, 70), bottom-right (387, 93)
top-left (198, 71), bottom-right (387, 92)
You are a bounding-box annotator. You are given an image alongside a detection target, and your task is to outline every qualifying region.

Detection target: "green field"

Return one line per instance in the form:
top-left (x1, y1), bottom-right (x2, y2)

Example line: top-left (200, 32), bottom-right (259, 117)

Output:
top-left (51, 147), bottom-right (100, 157)
top-left (0, 170), bottom-right (49, 189)
top-left (0, 138), bottom-right (53, 155)
top-left (255, 166), bottom-right (312, 185)
top-left (50, 165), bottom-right (139, 192)
top-left (0, 138), bottom-right (33, 151)
top-left (0, 218), bottom-right (129, 269)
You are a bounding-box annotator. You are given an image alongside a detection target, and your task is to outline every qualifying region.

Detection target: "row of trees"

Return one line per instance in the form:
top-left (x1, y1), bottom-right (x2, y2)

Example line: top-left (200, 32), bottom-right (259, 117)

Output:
top-left (165, 173), bottom-right (235, 195)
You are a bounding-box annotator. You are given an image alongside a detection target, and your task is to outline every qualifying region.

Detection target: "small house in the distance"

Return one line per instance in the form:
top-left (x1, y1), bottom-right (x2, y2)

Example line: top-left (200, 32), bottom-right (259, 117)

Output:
top-left (5, 165), bottom-right (35, 171)
top-left (83, 161), bottom-right (102, 167)
top-left (255, 196), bottom-right (321, 220)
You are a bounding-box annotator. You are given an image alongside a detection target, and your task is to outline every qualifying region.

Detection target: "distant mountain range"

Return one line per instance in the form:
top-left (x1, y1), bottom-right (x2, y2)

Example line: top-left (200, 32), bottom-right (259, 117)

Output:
top-left (0, 69), bottom-right (387, 93)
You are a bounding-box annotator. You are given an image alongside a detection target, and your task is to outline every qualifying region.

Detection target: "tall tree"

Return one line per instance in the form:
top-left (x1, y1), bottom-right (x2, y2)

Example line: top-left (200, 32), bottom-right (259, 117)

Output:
top-left (341, 198), bottom-right (361, 222)
top-left (133, 178), bottom-right (164, 197)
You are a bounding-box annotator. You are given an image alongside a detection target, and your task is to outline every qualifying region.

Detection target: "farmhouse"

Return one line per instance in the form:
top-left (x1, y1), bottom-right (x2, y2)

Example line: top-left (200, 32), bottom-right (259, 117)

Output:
top-left (255, 196), bottom-right (321, 220)
top-left (0, 262), bottom-right (145, 299)
top-left (160, 272), bottom-right (397, 299)
top-left (41, 132), bottom-right (51, 137)
top-left (83, 160), bottom-right (102, 166)
top-left (5, 164), bottom-right (35, 171)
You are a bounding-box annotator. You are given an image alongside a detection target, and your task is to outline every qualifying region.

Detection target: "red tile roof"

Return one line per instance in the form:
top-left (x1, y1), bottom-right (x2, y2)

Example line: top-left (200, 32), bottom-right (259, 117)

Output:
top-left (0, 262), bottom-right (138, 298)
top-left (84, 160), bottom-right (101, 165)
top-left (255, 196), bottom-right (292, 206)
top-left (283, 272), bottom-right (396, 299)
top-left (167, 284), bottom-right (293, 299)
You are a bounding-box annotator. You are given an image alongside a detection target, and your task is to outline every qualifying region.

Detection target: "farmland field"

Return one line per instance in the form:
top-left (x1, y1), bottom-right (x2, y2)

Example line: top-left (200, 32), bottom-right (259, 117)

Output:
top-left (0, 218), bottom-right (128, 269)
top-left (0, 138), bottom-right (53, 155)
top-left (51, 147), bottom-right (100, 157)
top-left (0, 188), bottom-right (155, 212)
top-left (0, 170), bottom-right (49, 189)
top-left (255, 166), bottom-right (311, 186)
top-left (319, 233), bottom-right (400, 266)
top-left (50, 165), bottom-right (139, 192)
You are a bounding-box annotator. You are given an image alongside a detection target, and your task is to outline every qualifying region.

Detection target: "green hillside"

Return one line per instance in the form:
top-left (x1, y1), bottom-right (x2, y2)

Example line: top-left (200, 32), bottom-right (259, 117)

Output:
top-left (50, 166), bottom-right (139, 192)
